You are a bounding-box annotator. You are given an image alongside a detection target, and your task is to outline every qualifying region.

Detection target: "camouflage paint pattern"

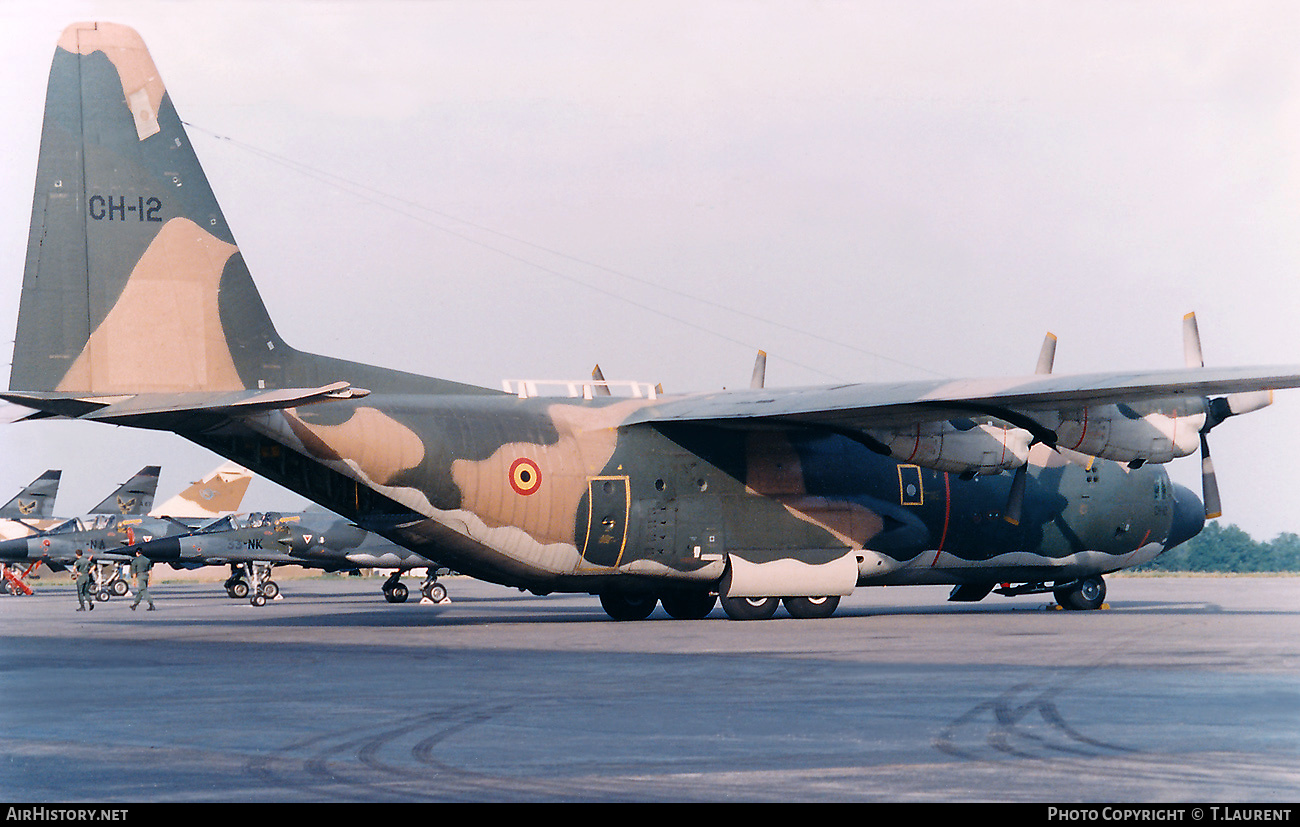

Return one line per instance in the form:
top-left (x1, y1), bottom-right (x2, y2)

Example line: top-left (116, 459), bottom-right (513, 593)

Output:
top-left (6, 24), bottom-right (1293, 618)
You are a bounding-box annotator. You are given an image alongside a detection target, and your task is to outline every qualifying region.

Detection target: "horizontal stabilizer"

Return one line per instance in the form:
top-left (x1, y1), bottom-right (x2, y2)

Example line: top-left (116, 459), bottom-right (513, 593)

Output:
top-left (0, 383), bottom-right (369, 428)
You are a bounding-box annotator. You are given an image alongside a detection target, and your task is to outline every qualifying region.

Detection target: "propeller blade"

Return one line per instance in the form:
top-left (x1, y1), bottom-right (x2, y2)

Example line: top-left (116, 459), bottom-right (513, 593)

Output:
top-left (1003, 463), bottom-right (1028, 526)
top-left (1224, 389), bottom-right (1272, 417)
top-left (1002, 332), bottom-right (1057, 523)
top-left (1200, 433), bottom-right (1222, 519)
top-left (1035, 333), bottom-right (1057, 375)
top-left (591, 365), bottom-right (612, 396)
top-left (1183, 312), bottom-right (1205, 368)
top-left (750, 350), bottom-right (767, 390)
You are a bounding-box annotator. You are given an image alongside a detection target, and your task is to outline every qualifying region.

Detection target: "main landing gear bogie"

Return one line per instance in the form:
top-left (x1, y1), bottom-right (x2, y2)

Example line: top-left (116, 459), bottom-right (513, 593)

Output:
top-left (598, 590), bottom-right (842, 621)
top-left (382, 569), bottom-right (451, 604)
top-left (225, 562), bottom-right (279, 606)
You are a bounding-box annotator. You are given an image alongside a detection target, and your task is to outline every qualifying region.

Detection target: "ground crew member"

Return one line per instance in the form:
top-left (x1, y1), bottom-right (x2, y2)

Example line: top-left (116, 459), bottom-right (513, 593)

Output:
top-left (73, 549), bottom-right (94, 611)
top-left (129, 549), bottom-right (154, 611)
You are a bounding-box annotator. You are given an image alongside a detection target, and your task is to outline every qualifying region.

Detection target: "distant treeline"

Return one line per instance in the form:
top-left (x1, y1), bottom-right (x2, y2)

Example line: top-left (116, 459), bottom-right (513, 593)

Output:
top-left (1138, 523), bottom-right (1300, 573)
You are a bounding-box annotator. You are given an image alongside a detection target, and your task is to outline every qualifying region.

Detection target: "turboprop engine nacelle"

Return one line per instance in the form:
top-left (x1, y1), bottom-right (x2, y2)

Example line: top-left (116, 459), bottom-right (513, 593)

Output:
top-left (867, 420), bottom-right (1032, 476)
top-left (1048, 399), bottom-right (1208, 465)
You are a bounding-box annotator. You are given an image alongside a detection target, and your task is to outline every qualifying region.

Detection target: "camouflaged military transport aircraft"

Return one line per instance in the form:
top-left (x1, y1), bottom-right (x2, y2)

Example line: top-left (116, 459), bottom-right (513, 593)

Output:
top-left (7, 22), bottom-right (1300, 621)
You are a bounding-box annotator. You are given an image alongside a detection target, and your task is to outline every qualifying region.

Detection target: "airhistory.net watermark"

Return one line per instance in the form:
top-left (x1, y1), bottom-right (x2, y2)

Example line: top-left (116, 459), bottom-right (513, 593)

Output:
top-left (6, 809), bottom-right (128, 822)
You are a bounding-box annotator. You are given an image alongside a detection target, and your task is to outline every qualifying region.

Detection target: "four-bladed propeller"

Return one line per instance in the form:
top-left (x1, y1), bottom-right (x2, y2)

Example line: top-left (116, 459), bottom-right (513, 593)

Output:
top-left (1002, 332), bottom-right (1058, 525)
top-left (1183, 312), bottom-right (1271, 519)
top-left (1183, 313), bottom-right (1222, 518)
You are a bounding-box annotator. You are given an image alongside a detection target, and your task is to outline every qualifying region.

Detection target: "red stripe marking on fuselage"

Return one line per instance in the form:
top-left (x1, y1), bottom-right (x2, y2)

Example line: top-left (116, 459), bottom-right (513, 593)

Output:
top-left (932, 471), bottom-right (951, 567)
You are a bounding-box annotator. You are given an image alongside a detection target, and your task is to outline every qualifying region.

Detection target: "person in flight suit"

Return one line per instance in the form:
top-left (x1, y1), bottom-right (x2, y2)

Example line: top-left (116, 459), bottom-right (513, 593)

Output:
top-left (73, 549), bottom-right (94, 611)
top-left (129, 549), bottom-right (154, 611)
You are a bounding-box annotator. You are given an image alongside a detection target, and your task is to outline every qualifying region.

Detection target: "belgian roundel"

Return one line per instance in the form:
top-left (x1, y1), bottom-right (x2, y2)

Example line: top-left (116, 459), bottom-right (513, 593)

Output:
top-left (510, 458), bottom-right (542, 496)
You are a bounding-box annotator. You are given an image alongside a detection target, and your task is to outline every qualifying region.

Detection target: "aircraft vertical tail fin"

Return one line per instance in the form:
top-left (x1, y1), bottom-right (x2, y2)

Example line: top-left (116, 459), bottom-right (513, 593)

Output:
top-left (89, 465), bottom-right (161, 516)
top-left (12, 22), bottom-right (487, 401)
top-left (12, 22), bottom-right (286, 396)
top-left (0, 470), bottom-right (62, 518)
top-left (151, 462), bottom-right (253, 519)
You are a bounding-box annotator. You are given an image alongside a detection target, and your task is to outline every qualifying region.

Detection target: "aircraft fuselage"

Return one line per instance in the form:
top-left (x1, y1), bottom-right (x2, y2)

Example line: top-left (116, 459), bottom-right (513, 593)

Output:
top-left (179, 392), bottom-right (1194, 598)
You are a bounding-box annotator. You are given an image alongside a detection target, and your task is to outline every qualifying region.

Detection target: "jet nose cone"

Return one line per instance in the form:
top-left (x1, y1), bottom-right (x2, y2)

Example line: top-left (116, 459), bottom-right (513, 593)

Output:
top-left (1165, 483), bottom-right (1206, 551)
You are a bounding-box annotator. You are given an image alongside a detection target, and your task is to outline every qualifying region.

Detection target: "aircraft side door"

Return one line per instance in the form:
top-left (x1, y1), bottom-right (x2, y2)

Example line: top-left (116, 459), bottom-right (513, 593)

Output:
top-left (581, 476), bottom-right (630, 567)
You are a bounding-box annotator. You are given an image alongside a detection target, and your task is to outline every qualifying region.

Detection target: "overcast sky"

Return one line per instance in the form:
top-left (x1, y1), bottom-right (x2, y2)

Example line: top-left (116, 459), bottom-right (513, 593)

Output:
top-left (2, 0), bottom-right (1299, 540)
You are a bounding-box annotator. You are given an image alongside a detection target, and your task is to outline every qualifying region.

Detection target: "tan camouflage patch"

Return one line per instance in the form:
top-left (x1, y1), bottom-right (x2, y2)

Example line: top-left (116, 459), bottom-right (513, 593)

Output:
top-left (283, 407), bottom-right (425, 487)
top-left (744, 431), bottom-right (880, 548)
top-left (57, 218), bottom-right (242, 393)
top-left (450, 399), bottom-right (649, 555)
top-left (59, 22), bottom-right (164, 140)
top-left (779, 497), bottom-right (883, 548)
top-left (153, 463), bottom-right (252, 518)
top-left (744, 431), bottom-right (805, 496)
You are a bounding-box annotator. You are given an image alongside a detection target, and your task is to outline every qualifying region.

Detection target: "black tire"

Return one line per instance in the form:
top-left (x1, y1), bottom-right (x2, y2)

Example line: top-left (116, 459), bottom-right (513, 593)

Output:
top-left (423, 583), bottom-right (448, 602)
top-left (385, 583), bottom-right (409, 603)
top-left (599, 591), bottom-right (657, 621)
top-left (782, 595), bottom-right (840, 619)
top-left (659, 591), bottom-right (717, 620)
top-left (1054, 576), bottom-right (1106, 610)
top-left (251, 594), bottom-right (266, 607)
top-left (96, 589), bottom-right (111, 602)
top-left (260, 581), bottom-right (279, 599)
top-left (720, 595), bottom-right (780, 621)
top-left (111, 579), bottom-right (129, 596)
top-left (229, 581), bottom-right (249, 599)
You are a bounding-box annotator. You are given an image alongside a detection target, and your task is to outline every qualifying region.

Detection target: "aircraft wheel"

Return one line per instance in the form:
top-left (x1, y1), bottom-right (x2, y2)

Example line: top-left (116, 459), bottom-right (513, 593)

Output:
top-left (229, 581), bottom-right (249, 599)
top-left (423, 583), bottom-right (448, 602)
top-left (1054, 576), bottom-right (1106, 611)
top-left (782, 595), bottom-right (840, 619)
top-left (96, 589), bottom-right (111, 602)
top-left (250, 593), bottom-right (267, 607)
top-left (111, 580), bottom-right (129, 596)
top-left (384, 583), bottom-right (409, 603)
top-left (599, 591), bottom-right (657, 621)
top-left (260, 581), bottom-right (279, 599)
top-left (720, 595), bottom-right (780, 621)
top-left (659, 591), bottom-right (717, 620)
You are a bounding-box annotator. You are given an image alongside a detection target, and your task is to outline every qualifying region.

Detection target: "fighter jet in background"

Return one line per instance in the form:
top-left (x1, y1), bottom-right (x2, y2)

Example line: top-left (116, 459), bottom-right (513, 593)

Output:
top-left (0, 470), bottom-right (62, 594)
top-left (7, 23), bottom-right (1300, 620)
top-left (125, 509), bottom-right (446, 605)
top-left (0, 465), bottom-right (158, 543)
top-left (0, 463), bottom-right (252, 598)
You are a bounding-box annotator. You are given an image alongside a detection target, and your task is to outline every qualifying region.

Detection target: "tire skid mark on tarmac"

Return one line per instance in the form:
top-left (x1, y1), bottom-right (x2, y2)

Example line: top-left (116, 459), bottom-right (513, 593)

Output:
top-left (933, 618), bottom-right (1201, 763)
top-left (934, 679), bottom-right (1134, 761)
top-left (245, 704), bottom-right (502, 801)
top-left (243, 702), bottom-right (617, 802)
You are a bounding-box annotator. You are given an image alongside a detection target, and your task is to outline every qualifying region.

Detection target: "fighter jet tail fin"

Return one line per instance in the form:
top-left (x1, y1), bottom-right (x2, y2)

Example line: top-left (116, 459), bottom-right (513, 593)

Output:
top-left (152, 462), bottom-right (253, 520)
top-left (11, 22), bottom-right (490, 400)
top-left (0, 470), bottom-right (62, 519)
top-left (88, 465), bottom-right (161, 516)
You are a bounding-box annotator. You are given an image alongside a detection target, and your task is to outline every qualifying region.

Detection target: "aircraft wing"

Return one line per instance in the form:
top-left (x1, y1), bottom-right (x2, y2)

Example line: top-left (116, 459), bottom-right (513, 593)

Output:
top-left (628, 365), bottom-right (1300, 437)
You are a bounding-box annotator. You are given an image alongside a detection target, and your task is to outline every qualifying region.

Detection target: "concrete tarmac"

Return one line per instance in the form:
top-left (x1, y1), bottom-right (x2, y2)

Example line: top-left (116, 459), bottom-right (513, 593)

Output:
top-left (1, 574), bottom-right (1297, 802)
